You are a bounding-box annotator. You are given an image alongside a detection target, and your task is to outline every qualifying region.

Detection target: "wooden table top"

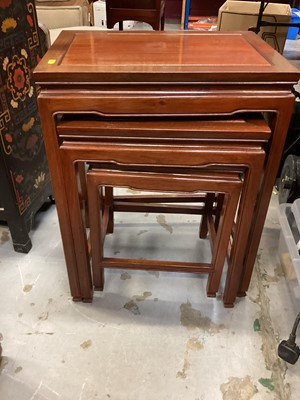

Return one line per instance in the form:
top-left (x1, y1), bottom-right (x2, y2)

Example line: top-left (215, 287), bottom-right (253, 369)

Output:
top-left (34, 30), bottom-right (300, 85)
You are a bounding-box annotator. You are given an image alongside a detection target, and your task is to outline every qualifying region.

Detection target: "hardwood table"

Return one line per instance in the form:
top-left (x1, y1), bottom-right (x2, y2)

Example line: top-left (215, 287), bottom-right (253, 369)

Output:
top-left (34, 30), bottom-right (300, 306)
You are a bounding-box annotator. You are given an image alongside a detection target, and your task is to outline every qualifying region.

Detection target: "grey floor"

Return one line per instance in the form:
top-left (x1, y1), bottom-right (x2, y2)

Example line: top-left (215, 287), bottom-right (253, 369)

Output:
top-left (1, 25), bottom-right (300, 400)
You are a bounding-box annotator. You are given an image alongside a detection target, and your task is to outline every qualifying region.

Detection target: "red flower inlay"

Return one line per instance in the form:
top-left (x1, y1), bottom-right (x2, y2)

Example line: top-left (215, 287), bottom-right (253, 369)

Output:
top-left (15, 175), bottom-right (24, 184)
top-left (13, 67), bottom-right (25, 90)
top-left (26, 15), bottom-right (33, 27)
top-left (5, 133), bottom-right (12, 143)
top-left (7, 55), bottom-right (30, 101)
top-left (0, 0), bottom-right (12, 9)
top-left (26, 134), bottom-right (38, 149)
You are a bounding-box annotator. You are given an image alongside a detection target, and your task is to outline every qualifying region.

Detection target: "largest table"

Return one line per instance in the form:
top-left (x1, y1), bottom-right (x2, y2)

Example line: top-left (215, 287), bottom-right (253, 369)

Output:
top-left (34, 30), bottom-right (300, 306)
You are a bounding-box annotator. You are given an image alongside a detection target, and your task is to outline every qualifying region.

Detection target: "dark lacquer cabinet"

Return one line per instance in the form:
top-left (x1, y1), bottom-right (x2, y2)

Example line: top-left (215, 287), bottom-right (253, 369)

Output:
top-left (0, 0), bottom-right (52, 253)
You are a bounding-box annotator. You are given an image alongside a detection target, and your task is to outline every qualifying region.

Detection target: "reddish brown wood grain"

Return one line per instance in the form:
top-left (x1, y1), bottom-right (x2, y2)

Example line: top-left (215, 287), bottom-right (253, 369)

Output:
top-left (35, 31), bottom-right (300, 307)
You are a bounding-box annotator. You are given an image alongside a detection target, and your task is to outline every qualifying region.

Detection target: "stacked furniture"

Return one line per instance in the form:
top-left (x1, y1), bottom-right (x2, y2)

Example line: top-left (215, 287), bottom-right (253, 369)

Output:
top-left (34, 30), bottom-right (300, 307)
top-left (58, 115), bottom-right (266, 306)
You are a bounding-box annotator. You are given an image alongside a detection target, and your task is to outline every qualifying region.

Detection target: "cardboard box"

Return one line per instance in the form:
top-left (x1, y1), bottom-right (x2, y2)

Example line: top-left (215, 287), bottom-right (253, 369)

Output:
top-left (218, 1), bottom-right (291, 53)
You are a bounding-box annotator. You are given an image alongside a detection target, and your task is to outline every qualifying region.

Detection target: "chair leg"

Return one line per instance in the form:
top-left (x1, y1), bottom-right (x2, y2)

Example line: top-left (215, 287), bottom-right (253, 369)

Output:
top-left (161, 14), bottom-right (165, 31)
top-left (119, 21), bottom-right (123, 30)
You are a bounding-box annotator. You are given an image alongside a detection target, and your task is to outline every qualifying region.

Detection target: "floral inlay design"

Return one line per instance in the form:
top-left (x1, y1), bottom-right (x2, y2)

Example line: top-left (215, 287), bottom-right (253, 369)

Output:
top-left (0, 110), bottom-right (12, 155)
top-left (5, 133), bottom-right (12, 143)
top-left (0, 0), bottom-right (51, 217)
top-left (26, 14), bottom-right (34, 28)
top-left (1, 17), bottom-right (17, 33)
top-left (6, 55), bottom-right (30, 102)
top-left (34, 172), bottom-right (46, 189)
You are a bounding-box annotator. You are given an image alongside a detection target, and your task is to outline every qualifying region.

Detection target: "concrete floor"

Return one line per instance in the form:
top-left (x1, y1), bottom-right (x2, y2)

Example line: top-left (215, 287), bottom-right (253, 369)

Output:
top-left (1, 26), bottom-right (300, 400)
top-left (0, 193), bottom-right (300, 400)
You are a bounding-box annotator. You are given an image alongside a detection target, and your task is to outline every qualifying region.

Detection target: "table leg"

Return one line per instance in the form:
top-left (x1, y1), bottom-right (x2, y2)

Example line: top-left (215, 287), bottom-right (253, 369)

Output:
top-left (38, 99), bottom-right (92, 301)
top-left (59, 154), bottom-right (93, 301)
top-left (238, 104), bottom-right (295, 295)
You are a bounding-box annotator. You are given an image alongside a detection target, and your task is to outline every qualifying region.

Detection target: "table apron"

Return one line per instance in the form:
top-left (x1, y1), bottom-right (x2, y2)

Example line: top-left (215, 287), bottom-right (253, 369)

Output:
top-left (38, 91), bottom-right (295, 116)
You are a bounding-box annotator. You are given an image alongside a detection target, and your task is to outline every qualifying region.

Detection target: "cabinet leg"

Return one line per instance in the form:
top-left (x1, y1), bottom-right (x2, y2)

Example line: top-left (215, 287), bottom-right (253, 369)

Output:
top-left (7, 219), bottom-right (32, 253)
